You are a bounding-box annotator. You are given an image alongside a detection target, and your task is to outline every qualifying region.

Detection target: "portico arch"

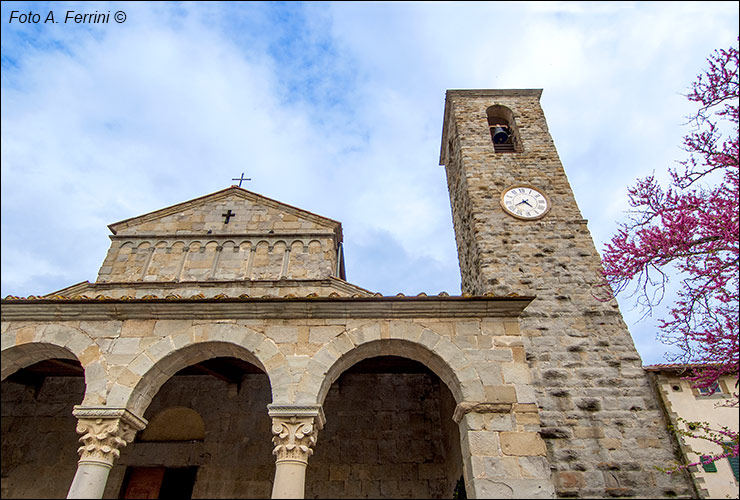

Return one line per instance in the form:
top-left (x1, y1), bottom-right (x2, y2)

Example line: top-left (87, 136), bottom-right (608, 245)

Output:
top-left (298, 323), bottom-right (485, 406)
top-left (2, 325), bottom-right (108, 406)
top-left (117, 323), bottom-right (289, 416)
top-left (2, 341), bottom-right (88, 499)
top-left (1, 341), bottom-right (79, 381)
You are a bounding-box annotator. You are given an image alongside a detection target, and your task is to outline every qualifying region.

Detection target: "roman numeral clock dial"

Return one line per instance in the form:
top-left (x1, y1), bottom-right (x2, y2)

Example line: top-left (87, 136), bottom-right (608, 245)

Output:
top-left (500, 185), bottom-right (551, 220)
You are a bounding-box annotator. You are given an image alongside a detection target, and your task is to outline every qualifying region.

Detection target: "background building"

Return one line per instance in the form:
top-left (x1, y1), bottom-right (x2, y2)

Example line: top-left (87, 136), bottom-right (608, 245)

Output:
top-left (645, 364), bottom-right (739, 499)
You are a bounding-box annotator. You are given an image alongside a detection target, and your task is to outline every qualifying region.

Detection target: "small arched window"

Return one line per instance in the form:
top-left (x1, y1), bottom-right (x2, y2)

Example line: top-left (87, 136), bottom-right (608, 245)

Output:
top-left (486, 105), bottom-right (521, 153)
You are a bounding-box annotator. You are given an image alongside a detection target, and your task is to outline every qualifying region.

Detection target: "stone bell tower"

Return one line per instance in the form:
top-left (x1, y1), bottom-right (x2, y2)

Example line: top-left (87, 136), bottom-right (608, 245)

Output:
top-left (440, 90), bottom-right (694, 498)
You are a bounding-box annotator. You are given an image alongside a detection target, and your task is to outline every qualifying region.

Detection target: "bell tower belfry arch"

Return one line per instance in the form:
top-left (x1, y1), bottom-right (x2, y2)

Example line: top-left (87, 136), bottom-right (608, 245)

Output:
top-left (439, 89), bottom-right (694, 498)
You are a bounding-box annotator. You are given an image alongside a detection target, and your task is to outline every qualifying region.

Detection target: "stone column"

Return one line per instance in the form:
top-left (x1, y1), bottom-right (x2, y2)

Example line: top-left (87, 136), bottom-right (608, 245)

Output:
top-left (208, 245), bottom-right (224, 279)
top-left (139, 247), bottom-right (156, 281)
top-left (67, 406), bottom-right (147, 499)
top-left (245, 245), bottom-right (257, 279)
top-left (279, 246), bottom-right (291, 278)
top-left (268, 404), bottom-right (325, 499)
top-left (175, 246), bottom-right (190, 282)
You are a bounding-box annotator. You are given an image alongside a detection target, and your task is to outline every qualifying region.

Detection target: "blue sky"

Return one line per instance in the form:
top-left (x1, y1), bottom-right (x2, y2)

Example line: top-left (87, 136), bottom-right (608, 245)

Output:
top-left (1, 1), bottom-right (738, 365)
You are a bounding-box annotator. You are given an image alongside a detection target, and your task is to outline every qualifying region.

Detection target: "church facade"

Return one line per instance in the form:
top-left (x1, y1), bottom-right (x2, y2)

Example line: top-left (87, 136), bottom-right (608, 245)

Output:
top-left (1, 90), bottom-right (694, 498)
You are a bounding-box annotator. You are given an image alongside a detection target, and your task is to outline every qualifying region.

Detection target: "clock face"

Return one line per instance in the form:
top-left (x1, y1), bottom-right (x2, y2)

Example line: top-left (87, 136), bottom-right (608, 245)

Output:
top-left (500, 185), bottom-right (551, 220)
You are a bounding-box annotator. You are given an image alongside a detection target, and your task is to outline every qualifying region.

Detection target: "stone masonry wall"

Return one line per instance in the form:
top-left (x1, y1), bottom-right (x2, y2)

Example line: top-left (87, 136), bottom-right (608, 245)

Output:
top-left (306, 371), bottom-right (461, 499)
top-left (441, 90), bottom-right (694, 498)
top-left (1, 377), bottom-right (84, 499)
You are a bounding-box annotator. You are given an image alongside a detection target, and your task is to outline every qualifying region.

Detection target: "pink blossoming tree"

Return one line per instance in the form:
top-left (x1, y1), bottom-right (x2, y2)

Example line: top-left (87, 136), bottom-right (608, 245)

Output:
top-left (601, 42), bottom-right (738, 467)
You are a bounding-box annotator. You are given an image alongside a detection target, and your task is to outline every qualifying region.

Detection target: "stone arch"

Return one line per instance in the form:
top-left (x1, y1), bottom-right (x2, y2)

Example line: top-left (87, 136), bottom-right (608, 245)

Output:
top-left (187, 240), bottom-right (204, 251)
top-left (485, 104), bottom-right (522, 152)
top-left (1, 338), bottom-right (91, 498)
top-left (115, 324), bottom-right (292, 416)
top-left (1, 341), bottom-right (77, 382)
top-left (2, 325), bottom-right (108, 405)
top-left (290, 239), bottom-right (306, 252)
top-left (298, 322), bottom-right (485, 406)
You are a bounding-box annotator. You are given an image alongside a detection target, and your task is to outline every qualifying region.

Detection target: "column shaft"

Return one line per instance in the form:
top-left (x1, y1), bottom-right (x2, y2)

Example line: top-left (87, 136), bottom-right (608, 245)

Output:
top-left (67, 462), bottom-right (112, 499)
top-left (272, 460), bottom-right (309, 499)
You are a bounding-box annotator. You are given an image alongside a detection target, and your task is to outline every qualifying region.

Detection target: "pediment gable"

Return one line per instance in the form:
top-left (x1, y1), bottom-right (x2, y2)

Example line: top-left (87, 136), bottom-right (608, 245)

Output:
top-left (108, 187), bottom-right (342, 238)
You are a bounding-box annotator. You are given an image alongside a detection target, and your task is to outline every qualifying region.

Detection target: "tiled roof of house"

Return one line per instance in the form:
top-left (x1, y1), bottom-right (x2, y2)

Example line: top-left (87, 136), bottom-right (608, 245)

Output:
top-left (643, 363), bottom-right (722, 372)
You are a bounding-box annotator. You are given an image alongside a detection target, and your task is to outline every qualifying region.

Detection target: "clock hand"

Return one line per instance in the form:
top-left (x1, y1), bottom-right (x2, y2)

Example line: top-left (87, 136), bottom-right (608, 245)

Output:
top-left (516, 199), bottom-right (533, 207)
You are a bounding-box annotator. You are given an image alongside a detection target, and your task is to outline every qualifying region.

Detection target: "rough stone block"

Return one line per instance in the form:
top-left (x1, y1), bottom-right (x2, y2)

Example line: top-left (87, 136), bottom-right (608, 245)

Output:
top-left (484, 385), bottom-right (518, 403)
top-left (518, 456), bottom-right (550, 479)
top-left (554, 470), bottom-right (585, 489)
top-left (309, 326), bottom-right (344, 344)
top-left (482, 456), bottom-right (521, 479)
top-left (500, 432), bottom-right (546, 456)
top-left (501, 362), bottom-right (532, 384)
top-left (467, 430), bottom-right (501, 456)
top-left (503, 321), bottom-right (520, 336)
top-left (264, 325), bottom-right (300, 343)
top-left (389, 320), bottom-right (424, 342)
top-left (78, 344), bottom-right (102, 366)
top-left (573, 426), bottom-right (605, 439)
top-left (110, 337), bottom-right (142, 355)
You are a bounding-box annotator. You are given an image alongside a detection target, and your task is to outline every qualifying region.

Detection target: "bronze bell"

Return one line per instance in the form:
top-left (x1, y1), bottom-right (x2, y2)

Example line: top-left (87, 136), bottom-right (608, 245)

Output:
top-left (491, 125), bottom-right (509, 144)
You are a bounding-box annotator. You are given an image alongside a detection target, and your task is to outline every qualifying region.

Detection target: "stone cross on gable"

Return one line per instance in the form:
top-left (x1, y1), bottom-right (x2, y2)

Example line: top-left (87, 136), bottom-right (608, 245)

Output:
top-left (222, 209), bottom-right (235, 224)
top-left (232, 173), bottom-right (251, 188)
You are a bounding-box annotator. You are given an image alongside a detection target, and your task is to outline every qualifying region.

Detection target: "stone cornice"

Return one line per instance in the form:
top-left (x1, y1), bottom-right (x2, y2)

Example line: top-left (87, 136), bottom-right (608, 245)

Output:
top-left (109, 231), bottom-right (337, 241)
top-left (1, 296), bottom-right (534, 321)
top-left (72, 406), bottom-right (148, 430)
top-left (268, 404), bottom-right (325, 430)
top-left (108, 187), bottom-right (343, 239)
top-left (44, 277), bottom-right (376, 298)
top-left (446, 89), bottom-right (543, 99)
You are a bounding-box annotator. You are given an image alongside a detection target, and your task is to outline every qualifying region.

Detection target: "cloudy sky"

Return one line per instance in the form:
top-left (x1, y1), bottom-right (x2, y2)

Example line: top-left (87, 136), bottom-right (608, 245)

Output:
top-left (1, 1), bottom-right (737, 364)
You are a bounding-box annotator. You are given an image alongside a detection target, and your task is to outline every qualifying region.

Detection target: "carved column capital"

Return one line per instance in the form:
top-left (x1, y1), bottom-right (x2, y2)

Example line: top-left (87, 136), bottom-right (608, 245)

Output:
top-left (72, 406), bottom-right (147, 467)
top-left (268, 404), bottom-right (324, 464)
top-left (271, 416), bottom-right (318, 463)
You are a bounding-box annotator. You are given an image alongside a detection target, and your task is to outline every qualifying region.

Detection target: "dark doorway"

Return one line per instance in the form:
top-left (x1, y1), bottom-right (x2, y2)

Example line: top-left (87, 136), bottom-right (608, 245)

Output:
top-left (121, 466), bottom-right (198, 499)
